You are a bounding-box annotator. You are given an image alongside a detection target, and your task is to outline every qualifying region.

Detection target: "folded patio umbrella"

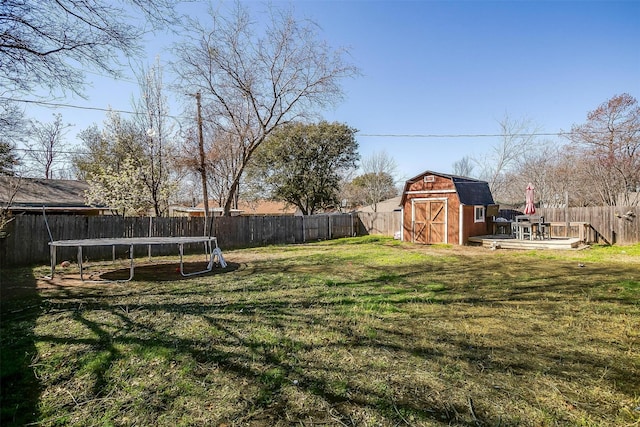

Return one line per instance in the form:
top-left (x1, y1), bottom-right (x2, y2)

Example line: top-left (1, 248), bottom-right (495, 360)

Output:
top-left (524, 183), bottom-right (536, 215)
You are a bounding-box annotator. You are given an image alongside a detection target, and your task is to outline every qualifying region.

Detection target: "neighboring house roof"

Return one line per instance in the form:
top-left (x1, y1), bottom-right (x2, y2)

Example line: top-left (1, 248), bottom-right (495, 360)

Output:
top-left (237, 199), bottom-right (299, 215)
top-left (401, 170), bottom-right (495, 206)
top-left (171, 205), bottom-right (243, 216)
top-left (175, 200), bottom-right (299, 216)
top-left (0, 177), bottom-right (102, 212)
top-left (172, 199), bottom-right (298, 217)
top-left (358, 196), bottom-right (402, 213)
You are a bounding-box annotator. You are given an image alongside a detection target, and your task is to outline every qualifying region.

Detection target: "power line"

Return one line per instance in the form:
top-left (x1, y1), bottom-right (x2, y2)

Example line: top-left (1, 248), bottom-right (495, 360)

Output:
top-left (3, 97), bottom-right (137, 115)
top-left (15, 147), bottom-right (89, 155)
top-left (359, 132), bottom-right (573, 138)
top-left (3, 96), bottom-right (625, 139)
top-left (13, 146), bottom-right (197, 160)
top-left (0, 97), bottom-right (186, 121)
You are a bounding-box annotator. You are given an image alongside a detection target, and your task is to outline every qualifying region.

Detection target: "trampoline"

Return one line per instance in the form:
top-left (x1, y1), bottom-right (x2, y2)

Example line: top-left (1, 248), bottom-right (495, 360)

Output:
top-left (48, 236), bottom-right (226, 282)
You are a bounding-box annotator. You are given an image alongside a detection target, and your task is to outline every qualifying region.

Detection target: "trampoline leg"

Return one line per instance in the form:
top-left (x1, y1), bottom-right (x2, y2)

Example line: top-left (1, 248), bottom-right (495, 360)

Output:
top-left (206, 240), bottom-right (214, 269)
top-left (213, 248), bottom-right (227, 268)
top-left (178, 240), bottom-right (219, 277)
top-left (78, 246), bottom-right (85, 281)
top-left (179, 243), bottom-right (185, 275)
top-left (128, 244), bottom-right (135, 281)
top-left (48, 245), bottom-right (56, 279)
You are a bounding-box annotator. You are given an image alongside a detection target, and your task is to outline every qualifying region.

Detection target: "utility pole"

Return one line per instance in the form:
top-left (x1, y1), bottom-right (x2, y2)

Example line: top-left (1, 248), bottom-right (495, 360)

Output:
top-left (195, 92), bottom-right (209, 235)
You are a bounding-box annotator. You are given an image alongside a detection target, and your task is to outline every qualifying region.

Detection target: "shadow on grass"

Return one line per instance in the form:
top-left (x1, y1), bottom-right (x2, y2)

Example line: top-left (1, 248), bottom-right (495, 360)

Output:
top-left (0, 265), bottom-right (42, 426)
top-left (31, 295), bottom-right (478, 425)
top-left (5, 244), bottom-right (639, 426)
top-left (97, 261), bottom-right (240, 282)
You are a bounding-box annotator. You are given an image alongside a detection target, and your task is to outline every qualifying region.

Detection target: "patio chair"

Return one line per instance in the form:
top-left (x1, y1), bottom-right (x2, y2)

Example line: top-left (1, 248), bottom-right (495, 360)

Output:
top-left (535, 217), bottom-right (551, 240)
top-left (514, 215), bottom-right (533, 240)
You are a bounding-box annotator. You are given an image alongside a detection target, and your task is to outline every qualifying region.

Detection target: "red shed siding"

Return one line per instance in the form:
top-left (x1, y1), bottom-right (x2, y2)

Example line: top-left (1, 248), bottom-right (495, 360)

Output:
top-left (461, 205), bottom-right (491, 243)
top-left (402, 174), bottom-right (460, 244)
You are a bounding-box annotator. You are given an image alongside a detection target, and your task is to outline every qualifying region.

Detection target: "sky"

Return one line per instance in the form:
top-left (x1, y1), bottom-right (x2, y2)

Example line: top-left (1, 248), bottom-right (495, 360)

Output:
top-left (20, 0), bottom-right (640, 182)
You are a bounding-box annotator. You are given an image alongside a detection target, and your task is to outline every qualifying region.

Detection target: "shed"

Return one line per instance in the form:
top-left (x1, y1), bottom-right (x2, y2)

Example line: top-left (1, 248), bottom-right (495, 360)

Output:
top-left (401, 171), bottom-right (497, 245)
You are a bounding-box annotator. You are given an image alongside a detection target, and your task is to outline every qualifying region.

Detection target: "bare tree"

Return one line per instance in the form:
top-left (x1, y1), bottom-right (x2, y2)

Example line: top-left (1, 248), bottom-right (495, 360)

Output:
top-left (567, 93), bottom-right (640, 206)
top-left (452, 155), bottom-right (474, 177)
top-left (131, 58), bottom-right (178, 216)
top-left (206, 129), bottom-right (244, 208)
top-left (350, 151), bottom-right (399, 211)
top-left (172, 2), bottom-right (358, 215)
top-left (555, 148), bottom-right (597, 207)
top-left (0, 175), bottom-right (21, 234)
top-left (25, 113), bottom-right (72, 178)
top-left (173, 120), bottom-right (232, 212)
top-left (0, 0), bottom-right (179, 96)
top-left (500, 141), bottom-right (567, 208)
top-left (476, 114), bottom-right (541, 202)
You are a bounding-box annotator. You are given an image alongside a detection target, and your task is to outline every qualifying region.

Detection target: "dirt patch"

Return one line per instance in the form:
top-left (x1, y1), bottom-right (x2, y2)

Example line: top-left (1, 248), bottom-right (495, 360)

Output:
top-left (20, 261), bottom-right (240, 293)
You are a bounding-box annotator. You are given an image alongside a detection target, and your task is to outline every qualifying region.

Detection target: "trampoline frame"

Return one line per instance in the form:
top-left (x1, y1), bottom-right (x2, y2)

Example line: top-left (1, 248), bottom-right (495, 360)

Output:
top-left (48, 236), bottom-right (226, 282)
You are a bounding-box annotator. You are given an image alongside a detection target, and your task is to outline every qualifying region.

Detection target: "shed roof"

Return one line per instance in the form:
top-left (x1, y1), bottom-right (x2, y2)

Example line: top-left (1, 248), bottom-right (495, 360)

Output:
top-left (453, 179), bottom-right (495, 205)
top-left (401, 170), bottom-right (495, 206)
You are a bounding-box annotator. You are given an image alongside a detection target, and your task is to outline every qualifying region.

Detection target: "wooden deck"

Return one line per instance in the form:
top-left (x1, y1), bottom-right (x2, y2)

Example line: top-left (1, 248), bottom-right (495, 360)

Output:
top-left (468, 234), bottom-right (584, 250)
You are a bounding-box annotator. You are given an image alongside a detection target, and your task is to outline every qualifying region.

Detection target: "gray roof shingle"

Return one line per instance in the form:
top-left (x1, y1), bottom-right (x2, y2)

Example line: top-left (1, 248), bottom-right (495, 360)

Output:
top-left (452, 178), bottom-right (495, 206)
top-left (0, 177), bottom-right (92, 207)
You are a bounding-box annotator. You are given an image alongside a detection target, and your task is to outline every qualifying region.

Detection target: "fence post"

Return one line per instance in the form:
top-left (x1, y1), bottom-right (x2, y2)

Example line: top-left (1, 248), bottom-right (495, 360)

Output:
top-left (350, 213), bottom-right (354, 237)
top-left (148, 216), bottom-right (152, 259)
top-left (564, 193), bottom-right (570, 237)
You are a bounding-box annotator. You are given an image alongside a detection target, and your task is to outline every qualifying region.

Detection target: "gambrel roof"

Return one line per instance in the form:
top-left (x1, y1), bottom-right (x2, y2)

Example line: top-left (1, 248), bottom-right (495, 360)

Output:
top-left (401, 170), bottom-right (495, 206)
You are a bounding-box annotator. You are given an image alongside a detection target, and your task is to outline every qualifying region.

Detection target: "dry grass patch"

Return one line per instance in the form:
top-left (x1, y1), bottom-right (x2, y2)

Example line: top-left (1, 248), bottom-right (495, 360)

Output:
top-left (1, 237), bottom-right (639, 426)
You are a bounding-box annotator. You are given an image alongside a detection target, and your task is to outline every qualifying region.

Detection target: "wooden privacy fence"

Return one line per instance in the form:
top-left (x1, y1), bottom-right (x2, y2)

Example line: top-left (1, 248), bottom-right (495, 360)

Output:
top-left (0, 213), bottom-right (359, 267)
top-left (359, 208), bottom-right (640, 245)
top-left (2, 207), bottom-right (636, 267)
top-left (537, 206), bottom-right (639, 245)
top-left (356, 211), bottom-right (402, 237)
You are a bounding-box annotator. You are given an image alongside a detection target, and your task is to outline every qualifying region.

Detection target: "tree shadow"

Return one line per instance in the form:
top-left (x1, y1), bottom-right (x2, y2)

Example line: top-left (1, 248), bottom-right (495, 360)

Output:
top-left (3, 244), bottom-right (638, 425)
top-left (0, 265), bottom-right (42, 426)
top-left (95, 261), bottom-right (240, 282)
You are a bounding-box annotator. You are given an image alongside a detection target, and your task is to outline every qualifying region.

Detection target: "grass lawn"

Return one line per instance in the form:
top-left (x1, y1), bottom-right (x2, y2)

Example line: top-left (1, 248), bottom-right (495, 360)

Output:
top-left (1, 236), bottom-right (639, 426)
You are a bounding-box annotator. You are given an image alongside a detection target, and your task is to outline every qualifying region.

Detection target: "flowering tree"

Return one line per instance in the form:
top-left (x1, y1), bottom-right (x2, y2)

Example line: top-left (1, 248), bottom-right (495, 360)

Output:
top-left (75, 105), bottom-right (178, 216)
top-left (85, 159), bottom-right (151, 217)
